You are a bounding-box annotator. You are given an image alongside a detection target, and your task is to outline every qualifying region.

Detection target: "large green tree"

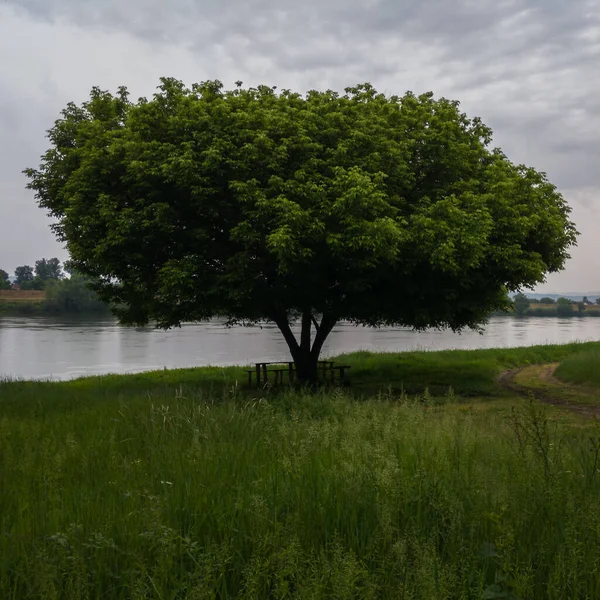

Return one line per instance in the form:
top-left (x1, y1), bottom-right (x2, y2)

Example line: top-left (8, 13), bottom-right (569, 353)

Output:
top-left (14, 265), bottom-right (34, 285)
top-left (0, 269), bottom-right (10, 290)
top-left (26, 80), bottom-right (577, 382)
top-left (34, 257), bottom-right (63, 281)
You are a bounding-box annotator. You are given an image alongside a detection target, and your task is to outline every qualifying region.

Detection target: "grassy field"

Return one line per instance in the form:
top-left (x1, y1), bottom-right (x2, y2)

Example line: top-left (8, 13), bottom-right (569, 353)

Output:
top-left (0, 290), bottom-right (45, 301)
top-left (0, 291), bottom-right (46, 315)
top-left (555, 348), bottom-right (600, 386)
top-left (2, 344), bottom-right (600, 599)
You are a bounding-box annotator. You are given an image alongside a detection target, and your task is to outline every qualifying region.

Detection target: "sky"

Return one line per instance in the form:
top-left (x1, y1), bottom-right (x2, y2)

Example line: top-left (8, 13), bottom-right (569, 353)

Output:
top-left (0, 0), bottom-right (598, 293)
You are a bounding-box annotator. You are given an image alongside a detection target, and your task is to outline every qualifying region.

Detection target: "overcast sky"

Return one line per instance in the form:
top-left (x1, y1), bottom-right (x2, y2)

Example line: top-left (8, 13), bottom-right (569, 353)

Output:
top-left (1, 0), bottom-right (598, 293)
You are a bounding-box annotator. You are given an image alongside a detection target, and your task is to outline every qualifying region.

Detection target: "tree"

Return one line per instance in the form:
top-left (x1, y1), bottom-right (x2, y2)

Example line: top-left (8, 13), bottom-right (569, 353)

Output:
top-left (539, 297), bottom-right (556, 304)
top-left (596, 298), bottom-right (600, 306)
top-left (25, 80), bottom-right (578, 383)
top-left (35, 257), bottom-right (63, 281)
top-left (63, 260), bottom-right (77, 275)
top-left (14, 265), bottom-right (34, 284)
top-left (556, 297), bottom-right (574, 317)
top-left (513, 292), bottom-right (531, 316)
top-left (0, 269), bottom-right (10, 290)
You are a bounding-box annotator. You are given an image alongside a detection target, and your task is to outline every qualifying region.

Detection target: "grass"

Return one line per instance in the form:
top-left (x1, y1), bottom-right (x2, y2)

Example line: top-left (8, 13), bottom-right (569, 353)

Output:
top-left (0, 301), bottom-right (45, 315)
top-left (509, 364), bottom-right (600, 407)
top-left (555, 349), bottom-right (600, 386)
top-left (337, 341), bottom-right (600, 396)
top-left (2, 343), bottom-right (600, 598)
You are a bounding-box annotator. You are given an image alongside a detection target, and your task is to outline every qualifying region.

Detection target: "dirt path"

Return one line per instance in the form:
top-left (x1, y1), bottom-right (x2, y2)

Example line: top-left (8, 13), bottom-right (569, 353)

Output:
top-left (499, 363), bottom-right (600, 417)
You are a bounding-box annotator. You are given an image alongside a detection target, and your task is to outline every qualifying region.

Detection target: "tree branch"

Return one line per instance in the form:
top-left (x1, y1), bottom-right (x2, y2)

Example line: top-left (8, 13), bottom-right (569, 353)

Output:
top-left (301, 311), bottom-right (312, 352)
top-left (310, 314), bottom-right (337, 359)
top-left (311, 314), bottom-right (320, 333)
top-left (272, 311), bottom-right (299, 358)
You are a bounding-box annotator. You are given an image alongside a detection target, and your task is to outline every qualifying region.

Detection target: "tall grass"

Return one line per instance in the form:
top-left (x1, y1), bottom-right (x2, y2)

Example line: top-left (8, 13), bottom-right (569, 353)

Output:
top-left (2, 378), bottom-right (600, 598)
top-left (338, 341), bottom-right (600, 396)
top-left (555, 349), bottom-right (600, 386)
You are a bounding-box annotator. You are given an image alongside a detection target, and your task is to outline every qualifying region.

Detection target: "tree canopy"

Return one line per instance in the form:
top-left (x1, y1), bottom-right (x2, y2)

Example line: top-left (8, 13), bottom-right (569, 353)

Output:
top-left (0, 269), bottom-right (10, 290)
top-left (512, 292), bottom-right (531, 316)
top-left (14, 265), bottom-right (34, 285)
top-left (35, 257), bottom-right (63, 281)
top-left (26, 79), bottom-right (577, 380)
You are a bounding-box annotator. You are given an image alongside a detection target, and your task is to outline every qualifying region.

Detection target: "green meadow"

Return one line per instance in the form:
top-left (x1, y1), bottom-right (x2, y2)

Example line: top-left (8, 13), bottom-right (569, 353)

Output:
top-left (2, 343), bottom-right (600, 599)
top-left (555, 348), bottom-right (600, 387)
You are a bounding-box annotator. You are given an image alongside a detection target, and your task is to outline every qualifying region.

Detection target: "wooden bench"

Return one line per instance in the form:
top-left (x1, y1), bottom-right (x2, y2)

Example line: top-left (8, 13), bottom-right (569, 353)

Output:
top-left (246, 360), bottom-right (349, 388)
top-left (268, 368), bottom-right (289, 385)
top-left (329, 365), bottom-right (351, 384)
top-left (247, 362), bottom-right (295, 387)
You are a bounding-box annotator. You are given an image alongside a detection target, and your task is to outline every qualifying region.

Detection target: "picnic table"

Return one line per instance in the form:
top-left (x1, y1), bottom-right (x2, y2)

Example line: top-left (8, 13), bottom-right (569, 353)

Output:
top-left (246, 360), bottom-right (351, 387)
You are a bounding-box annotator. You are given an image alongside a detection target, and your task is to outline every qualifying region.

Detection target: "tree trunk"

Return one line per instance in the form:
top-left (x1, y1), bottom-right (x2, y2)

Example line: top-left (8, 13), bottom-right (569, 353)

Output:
top-left (293, 346), bottom-right (319, 385)
top-left (272, 310), bottom-right (337, 386)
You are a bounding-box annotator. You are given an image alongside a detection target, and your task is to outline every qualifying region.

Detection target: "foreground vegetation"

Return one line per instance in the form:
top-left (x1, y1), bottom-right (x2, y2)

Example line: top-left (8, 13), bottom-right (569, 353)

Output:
top-left (555, 348), bottom-right (600, 386)
top-left (2, 343), bottom-right (600, 599)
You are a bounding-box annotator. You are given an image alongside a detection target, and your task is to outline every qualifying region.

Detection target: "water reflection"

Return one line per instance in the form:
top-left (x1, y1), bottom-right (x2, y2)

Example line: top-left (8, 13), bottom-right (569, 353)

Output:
top-left (1, 315), bottom-right (599, 381)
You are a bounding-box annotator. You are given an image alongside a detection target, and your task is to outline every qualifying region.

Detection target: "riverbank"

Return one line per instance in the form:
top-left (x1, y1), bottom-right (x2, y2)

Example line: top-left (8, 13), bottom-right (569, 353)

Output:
top-left (2, 343), bottom-right (600, 598)
top-left (4, 299), bottom-right (600, 319)
top-left (0, 281), bottom-right (111, 317)
top-left (492, 301), bottom-right (600, 317)
top-left (0, 301), bottom-right (111, 316)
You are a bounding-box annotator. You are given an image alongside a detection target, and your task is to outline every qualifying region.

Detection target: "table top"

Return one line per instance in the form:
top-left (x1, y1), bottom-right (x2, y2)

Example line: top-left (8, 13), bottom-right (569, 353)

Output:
top-left (254, 360), bottom-right (335, 367)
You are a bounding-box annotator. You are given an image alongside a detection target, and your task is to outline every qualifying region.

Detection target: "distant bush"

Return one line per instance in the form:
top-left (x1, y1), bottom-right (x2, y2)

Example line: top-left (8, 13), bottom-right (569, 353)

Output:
top-left (556, 297), bottom-right (574, 317)
top-left (43, 275), bottom-right (110, 315)
top-left (513, 292), bottom-right (531, 316)
top-left (539, 297), bottom-right (556, 304)
top-left (20, 277), bottom-right (46, 291)
top-left (0, 301), bottom-right (42, 316)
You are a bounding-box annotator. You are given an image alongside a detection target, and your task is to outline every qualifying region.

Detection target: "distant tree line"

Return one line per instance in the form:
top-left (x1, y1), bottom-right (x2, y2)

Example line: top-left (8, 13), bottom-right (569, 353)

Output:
top-left (510, 293), bottom-right (600, 318)
top-left (2, 257), bottom-right (65, 290)
top-left (0, 258), bottom-right (110, 315)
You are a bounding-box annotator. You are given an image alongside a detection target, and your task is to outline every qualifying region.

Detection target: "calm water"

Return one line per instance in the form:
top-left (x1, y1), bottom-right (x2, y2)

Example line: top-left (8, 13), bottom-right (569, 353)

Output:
top-left (1, 316), bottom-right (599, 381)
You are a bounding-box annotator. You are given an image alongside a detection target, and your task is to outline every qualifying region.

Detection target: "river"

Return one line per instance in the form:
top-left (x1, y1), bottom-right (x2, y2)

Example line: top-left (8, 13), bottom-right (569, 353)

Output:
top-left (1, 315), bottom-right (599, 381)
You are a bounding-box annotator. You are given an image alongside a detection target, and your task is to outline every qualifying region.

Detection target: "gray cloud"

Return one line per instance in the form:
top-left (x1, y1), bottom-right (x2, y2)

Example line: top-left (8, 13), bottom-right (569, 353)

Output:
top-left (1, 0), bottom-right (599, 290)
